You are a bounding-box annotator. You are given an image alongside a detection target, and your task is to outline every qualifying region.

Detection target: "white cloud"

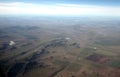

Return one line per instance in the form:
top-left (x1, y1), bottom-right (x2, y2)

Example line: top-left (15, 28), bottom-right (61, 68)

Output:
top-left (0, 2), bottom-right (120, 16)
top-left (9, 41), bottom-right (15, 46)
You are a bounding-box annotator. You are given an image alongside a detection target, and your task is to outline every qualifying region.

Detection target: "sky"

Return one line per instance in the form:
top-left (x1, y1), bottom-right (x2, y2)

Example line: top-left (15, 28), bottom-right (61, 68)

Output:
top-left (0, 0), bottom-right (120, 16)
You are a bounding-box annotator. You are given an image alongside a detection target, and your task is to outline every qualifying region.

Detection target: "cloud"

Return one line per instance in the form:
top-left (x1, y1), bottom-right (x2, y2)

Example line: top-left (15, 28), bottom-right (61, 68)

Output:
top-left (9, 41), bottom-right (15, 46)
top-left (0, 2), bottom-right (120, 16)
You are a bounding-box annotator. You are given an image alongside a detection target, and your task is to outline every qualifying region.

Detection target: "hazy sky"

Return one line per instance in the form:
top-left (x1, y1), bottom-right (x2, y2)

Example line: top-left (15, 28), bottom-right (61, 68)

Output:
top-left (0, 0), bottom-right (120, 16)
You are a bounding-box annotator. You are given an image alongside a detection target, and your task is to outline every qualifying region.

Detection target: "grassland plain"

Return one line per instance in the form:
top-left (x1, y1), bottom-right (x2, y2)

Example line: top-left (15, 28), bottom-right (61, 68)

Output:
top-left (0, 16), bottom-right (120, 77)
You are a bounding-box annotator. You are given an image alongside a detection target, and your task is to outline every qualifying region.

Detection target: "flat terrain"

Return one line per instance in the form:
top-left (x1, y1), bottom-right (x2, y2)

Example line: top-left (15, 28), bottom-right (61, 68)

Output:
top-left (0, 16), bottom-right (120, 77)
